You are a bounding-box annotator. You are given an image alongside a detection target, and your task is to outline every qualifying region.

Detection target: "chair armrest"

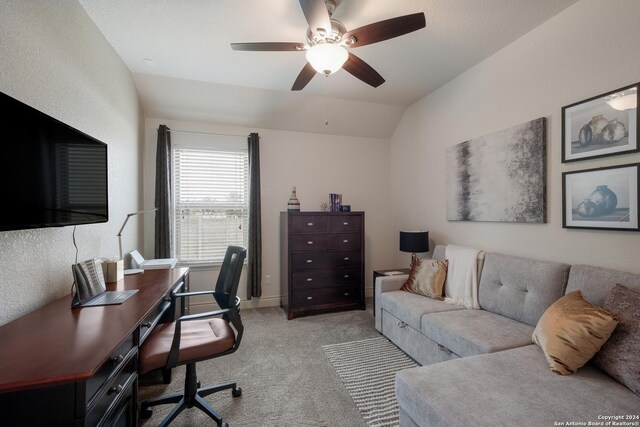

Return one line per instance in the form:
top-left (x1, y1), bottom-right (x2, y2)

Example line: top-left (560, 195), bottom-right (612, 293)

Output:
top-left (176, 308), bottom-right (229, 323)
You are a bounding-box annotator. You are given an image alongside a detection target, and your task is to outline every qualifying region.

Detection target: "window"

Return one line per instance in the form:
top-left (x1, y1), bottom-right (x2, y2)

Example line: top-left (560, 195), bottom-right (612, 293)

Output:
top-left (172, 135), bottom-right (248, 265)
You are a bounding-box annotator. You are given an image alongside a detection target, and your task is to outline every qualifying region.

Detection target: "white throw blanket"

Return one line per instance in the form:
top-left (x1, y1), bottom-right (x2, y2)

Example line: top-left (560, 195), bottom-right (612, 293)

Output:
top-left (444, 245), bottom-right (483, 309)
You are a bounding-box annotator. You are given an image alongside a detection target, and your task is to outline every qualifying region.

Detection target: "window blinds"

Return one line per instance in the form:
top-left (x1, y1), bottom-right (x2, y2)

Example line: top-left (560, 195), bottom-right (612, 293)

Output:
top-left (173, 145), bottom-right (248, 264)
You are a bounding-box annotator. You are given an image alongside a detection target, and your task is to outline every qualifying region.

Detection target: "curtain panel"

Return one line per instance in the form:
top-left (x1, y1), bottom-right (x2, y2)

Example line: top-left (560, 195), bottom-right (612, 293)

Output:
top-left (247, 132), bottom-right (262, 299)
top-left (155, 125), bottom-right (172, 259)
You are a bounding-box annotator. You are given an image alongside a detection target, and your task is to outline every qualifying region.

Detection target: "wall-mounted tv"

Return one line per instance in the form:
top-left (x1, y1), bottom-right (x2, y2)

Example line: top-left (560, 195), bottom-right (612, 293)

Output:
top-left (0, 91), bottom-right (108, 232)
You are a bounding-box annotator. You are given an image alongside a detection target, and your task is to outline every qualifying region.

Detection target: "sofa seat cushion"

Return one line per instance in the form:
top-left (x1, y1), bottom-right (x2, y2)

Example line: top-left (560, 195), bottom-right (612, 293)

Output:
top-left (381, 291), bottom-right (463, 330)
top-left (396, 345), bottom-right (640, 427)
top-left (421, 309), bottom-right (534, 357)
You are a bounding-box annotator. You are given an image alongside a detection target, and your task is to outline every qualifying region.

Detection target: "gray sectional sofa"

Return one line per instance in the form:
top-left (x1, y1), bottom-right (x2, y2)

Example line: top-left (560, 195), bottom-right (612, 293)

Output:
top-left (375, 245), bottom-right (640, 426)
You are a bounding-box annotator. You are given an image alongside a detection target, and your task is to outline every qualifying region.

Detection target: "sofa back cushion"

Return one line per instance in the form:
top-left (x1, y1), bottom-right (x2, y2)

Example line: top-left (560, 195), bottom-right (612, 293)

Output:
top-left (565, 265), bottom-right (640, 307)
top-left (478, 253), bottom-right (570, 327)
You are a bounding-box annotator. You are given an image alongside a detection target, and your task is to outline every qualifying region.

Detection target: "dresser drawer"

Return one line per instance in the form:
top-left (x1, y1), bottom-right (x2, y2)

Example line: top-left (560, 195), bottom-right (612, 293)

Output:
top-left (328, 215), bottom-right (362, 233)
top-left (328, 233), bottom-right (360, 251)
top-left (290, 215), bottom-right (328, 233)
top-left (332, 251), bottom-right (361, 268)
top-left (290, 233), bottom-right (329, 252)
top-left (86, 350), bottom-right (137, 427)
top-left (292, 268), bottom-right (360, 289)
top-left (86, 333), bottom-right (135, 407)
top-left (292, 285), bottom-right (360, 308)
top-left (291, 252), bottom-right (333, 270)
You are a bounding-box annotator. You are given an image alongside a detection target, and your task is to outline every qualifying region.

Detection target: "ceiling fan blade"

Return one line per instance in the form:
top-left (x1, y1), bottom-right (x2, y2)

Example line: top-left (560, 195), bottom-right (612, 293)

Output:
top-left (291, 63), bottom-right (316, 91)
top-left (299, 0), bottom-right (332, 35)
top-left (343, 12), bottom-right (426, 48)
top-left (231, 42), bottom-right (305, 52)
top-left (342, 53), bottom-right (385, 88)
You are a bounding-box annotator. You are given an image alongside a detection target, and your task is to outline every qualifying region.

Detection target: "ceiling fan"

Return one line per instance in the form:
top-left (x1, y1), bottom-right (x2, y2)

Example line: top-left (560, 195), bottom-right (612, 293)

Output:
top-left (230, 0), bottom-right (426, 91)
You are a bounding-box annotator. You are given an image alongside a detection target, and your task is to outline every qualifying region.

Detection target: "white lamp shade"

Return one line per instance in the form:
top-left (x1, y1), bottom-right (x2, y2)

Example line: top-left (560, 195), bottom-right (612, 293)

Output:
top-left (305, 43), bottom-right (348, 75)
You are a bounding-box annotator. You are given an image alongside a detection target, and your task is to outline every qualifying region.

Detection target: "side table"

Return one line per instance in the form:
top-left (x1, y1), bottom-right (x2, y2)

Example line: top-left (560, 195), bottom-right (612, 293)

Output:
top-left (372, 268), bottom-right (411, 316)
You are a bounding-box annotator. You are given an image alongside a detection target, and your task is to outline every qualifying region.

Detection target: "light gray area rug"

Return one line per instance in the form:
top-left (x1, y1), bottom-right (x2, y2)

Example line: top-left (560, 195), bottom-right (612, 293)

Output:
top-left (139, 305), bottom-right (381, 426)
top-left (323, 337), bottom-right (418, 427)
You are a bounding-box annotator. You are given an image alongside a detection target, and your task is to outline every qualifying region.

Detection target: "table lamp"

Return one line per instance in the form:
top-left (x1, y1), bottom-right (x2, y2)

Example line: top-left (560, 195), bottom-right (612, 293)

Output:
top-left (117, 208), bottom-right (157, 275)
top-left (399, 230), bottom-right (429, 266)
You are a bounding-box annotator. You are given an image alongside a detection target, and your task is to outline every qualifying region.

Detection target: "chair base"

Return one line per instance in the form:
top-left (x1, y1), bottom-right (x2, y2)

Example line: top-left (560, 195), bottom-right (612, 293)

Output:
top-left (140, 363), bottom-right (241, 427)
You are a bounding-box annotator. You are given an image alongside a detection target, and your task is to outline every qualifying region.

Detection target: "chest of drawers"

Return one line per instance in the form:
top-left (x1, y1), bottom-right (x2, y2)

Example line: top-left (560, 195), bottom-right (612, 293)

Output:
top-left (280, 211), bottom-right (365, 319)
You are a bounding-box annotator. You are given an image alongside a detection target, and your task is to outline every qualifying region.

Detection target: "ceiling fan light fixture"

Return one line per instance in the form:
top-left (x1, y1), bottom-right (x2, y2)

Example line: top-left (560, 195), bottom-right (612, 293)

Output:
top-left (305, 43), bottom-right (348, 75)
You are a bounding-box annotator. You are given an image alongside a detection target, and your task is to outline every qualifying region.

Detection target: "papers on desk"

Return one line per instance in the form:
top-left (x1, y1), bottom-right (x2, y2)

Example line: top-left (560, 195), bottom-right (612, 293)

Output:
top-left (130, 250), bottom-right (178, 270)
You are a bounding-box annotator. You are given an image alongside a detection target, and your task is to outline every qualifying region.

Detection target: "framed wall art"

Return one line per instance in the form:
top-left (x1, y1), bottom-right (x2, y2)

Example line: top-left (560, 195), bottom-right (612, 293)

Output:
top-left (562, 163), bottom-right (639, 231)
top-left (562, 82), bottom-right (638, 163)
top-left (446, 117), bottom-right (546, 223)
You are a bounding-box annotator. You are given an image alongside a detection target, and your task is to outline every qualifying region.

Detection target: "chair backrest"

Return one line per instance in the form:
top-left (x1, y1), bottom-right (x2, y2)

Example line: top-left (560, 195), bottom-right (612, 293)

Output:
top-left (214, 245), bottom-right (246, 310)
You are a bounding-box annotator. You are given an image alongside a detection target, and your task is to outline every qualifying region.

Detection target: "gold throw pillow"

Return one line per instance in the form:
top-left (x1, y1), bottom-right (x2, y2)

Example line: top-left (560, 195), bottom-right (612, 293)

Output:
top-left (401, 259), bottom-right (448, 300)
top-left (532, 290), bottom-right (618, 375)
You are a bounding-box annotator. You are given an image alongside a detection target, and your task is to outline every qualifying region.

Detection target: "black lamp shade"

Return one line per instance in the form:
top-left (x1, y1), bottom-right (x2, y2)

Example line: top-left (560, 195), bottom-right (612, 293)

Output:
top-left (399, 231), bottom-right (429, 253)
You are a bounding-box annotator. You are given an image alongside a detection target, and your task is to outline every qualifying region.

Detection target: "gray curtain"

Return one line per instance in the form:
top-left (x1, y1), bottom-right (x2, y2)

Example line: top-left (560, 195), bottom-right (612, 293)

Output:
top-left (155, 125), bottom-right (172, 258)
top-left (247, 132), bottom-right (262, 299)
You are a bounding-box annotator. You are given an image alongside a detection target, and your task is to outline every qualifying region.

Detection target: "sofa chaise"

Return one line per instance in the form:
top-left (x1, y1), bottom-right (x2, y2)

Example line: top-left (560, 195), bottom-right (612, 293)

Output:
top-left (375, 245), bottom-right (640, 426)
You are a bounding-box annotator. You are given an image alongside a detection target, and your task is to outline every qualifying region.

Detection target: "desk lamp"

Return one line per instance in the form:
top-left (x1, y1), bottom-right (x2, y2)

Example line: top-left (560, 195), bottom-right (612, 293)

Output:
top-left (399, 230), bottom-right (429, 266)
top-left (117, 208), bottom-right (157, 275)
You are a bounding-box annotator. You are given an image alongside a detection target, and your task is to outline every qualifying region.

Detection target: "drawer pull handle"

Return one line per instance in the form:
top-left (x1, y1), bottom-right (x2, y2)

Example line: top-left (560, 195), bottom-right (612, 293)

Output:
top-left (343, 222), bottom-right (349, 225)
top-left (307, 222), bottom-right (314, 226)
top-left (141, 322), bottom-right (152, 328)
top-left (306, 278), bottom-right (313, 282)
top-left (342, 239), bottom-right (349, 243)
top-left (344, 292), bottom-right (350, 296)
top-left (110, 384), bottom-right (124, 395)
top-left (307, 241), bottom-right (314, 245)
top-left (398, 321), bottom-right (407, 328)
top-left (306, 296), bottom-right (313, 300)
top-left (344, 257), bottom-right (350, 261)
top-left (306, 259), bottom-right (313, 263)
top-left (110, 354), bottom-right (124, 364)
top-left (344, 274), bottom-right (350, 278)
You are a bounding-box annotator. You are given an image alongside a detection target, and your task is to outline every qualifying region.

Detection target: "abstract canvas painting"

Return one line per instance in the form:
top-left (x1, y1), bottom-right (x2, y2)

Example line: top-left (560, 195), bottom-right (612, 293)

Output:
top-left (446, 117), bottom-right (547, 223)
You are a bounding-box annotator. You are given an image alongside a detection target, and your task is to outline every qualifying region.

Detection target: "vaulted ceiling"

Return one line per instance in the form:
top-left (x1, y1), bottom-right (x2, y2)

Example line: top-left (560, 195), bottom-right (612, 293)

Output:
top-left (79, 0), bottom-right (578, 138)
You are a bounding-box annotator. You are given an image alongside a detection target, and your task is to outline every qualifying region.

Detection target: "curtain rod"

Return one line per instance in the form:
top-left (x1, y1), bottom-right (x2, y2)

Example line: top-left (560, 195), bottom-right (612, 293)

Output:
top-left (169, 129), bottom-right (248, 138)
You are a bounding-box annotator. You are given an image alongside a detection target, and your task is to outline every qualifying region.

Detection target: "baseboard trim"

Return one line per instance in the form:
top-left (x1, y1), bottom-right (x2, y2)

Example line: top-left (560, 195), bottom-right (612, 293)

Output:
top-left (189, 295), bottom-right (281, 314)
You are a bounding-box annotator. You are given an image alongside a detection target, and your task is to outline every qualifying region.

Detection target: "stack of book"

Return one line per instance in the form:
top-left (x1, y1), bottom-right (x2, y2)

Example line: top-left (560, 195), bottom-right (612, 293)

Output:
top-left (329, 193), bottom-right (342, 212)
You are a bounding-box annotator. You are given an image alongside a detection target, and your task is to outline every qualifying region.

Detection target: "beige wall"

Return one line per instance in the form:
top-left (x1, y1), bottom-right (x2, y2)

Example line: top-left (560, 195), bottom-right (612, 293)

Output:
top-left (0, 0), bottom-right (143, 325)
top-left (143, 118), bottom-right (395, 311)
top-left (390, 0), bottom-right (640, 272)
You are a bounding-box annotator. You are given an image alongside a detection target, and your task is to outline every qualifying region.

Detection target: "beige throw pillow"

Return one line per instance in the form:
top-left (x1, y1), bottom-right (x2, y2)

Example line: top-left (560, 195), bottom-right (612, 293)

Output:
top-left (532, 290), bottom-right (618, 375)
top-left (401, 259), bottom-right (448, 300)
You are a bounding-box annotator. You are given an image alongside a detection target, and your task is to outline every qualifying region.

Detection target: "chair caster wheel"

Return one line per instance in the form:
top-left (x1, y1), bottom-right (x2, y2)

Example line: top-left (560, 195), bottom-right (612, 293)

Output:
top-left (140, 407), bottom-right (153, 419)
top-left (232, 387), bottom-right (242, 397)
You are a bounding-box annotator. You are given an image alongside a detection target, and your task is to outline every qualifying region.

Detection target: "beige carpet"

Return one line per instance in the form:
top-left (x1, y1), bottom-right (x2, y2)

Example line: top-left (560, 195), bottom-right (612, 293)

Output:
top-left (138, 304), bottom-right (380, 426)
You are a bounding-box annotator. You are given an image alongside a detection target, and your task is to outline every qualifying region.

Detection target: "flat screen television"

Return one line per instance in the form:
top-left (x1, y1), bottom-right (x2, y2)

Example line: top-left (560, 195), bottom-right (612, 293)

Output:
top-left (0, 91), bottom-right (108, 232)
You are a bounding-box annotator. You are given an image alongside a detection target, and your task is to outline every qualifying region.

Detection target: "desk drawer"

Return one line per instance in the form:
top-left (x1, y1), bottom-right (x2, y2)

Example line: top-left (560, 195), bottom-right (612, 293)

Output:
top-left (86, 333), bottom-right (135, 406)
top-left (86, 350), bottom-right (137, 427)
top-left (140, 299), bottom-right (172, 345)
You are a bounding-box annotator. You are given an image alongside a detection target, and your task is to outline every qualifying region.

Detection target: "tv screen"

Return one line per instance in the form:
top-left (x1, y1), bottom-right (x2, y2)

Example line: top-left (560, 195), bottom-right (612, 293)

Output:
top-left (0, 91), bottom-right (108, 232)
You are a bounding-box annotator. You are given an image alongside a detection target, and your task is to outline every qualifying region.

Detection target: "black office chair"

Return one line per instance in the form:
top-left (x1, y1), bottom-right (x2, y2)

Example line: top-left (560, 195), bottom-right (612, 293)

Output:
top-left (139, 246), bottom-right (246, 427)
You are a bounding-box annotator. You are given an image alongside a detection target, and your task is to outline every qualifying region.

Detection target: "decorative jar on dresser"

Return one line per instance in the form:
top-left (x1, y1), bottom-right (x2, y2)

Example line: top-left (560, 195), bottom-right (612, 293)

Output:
top-left (280, 211), bottom-right (365, 319)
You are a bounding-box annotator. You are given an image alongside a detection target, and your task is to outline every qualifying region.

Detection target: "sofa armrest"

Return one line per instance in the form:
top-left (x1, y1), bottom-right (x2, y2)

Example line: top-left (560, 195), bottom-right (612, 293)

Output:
top-left (375, 274), bottom-right (408, 331)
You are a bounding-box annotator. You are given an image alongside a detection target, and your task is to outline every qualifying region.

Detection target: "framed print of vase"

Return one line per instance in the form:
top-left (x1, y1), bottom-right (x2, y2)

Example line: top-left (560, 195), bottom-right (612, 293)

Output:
top-left (562, 82), bottom-right (638, 163)
top-left (562, 163), bottom-right (639, 231)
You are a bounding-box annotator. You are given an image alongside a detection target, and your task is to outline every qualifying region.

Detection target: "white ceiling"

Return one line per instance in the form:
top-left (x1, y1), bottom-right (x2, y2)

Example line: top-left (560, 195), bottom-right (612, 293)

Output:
top-left (78, 0), bottom-right (578, 137)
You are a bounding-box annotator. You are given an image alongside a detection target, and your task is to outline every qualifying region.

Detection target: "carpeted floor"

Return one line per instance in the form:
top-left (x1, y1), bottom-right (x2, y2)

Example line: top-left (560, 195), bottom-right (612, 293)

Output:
top-left (139, 304), bottom-right (381, 426)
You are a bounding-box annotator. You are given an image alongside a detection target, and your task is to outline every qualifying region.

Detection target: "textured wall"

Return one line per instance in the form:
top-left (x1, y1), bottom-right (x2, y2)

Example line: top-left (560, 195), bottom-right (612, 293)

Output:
top-left (143, 118), bottom-right (395, 311)
top-left (0, 0), bottom-right (143, 325)
top-left (390, 0), bottom-right (640, 272)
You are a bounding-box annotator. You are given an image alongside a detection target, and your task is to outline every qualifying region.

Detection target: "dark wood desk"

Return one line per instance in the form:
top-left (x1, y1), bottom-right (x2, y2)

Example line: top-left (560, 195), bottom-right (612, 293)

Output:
top-left (0, 267), bottom-right (189, 426)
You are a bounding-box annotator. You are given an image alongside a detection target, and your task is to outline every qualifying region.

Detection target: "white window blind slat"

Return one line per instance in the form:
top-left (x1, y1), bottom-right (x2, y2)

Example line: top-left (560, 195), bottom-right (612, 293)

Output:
top-left (172, 144), bottom-right (248, 264)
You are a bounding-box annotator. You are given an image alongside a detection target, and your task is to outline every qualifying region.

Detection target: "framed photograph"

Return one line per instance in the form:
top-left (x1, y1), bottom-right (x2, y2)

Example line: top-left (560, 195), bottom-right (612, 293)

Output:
top-left (563, 163), bottom-right (639, 231)
top-left (562, 82), bottom-right (638, 162)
